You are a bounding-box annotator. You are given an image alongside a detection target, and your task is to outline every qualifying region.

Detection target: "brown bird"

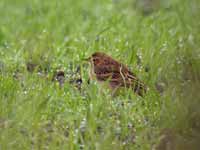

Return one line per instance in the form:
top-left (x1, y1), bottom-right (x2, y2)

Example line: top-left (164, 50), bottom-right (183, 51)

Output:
top-left (85, 52), bottom-right (147, 96)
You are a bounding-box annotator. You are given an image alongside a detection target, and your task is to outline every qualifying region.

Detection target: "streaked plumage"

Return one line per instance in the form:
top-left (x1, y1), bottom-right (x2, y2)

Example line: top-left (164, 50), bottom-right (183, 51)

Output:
top-left (87, 52), bottom-right (147, 96)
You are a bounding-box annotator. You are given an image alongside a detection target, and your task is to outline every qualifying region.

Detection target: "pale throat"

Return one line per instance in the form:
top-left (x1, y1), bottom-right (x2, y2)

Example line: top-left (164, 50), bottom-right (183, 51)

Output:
top-left (89, 60), bottom-right (96, 80)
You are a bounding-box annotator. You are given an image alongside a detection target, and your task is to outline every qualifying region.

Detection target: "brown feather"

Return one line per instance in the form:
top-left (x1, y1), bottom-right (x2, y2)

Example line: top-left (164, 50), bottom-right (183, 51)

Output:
top-left (88, 52), bottom-right (147, 96)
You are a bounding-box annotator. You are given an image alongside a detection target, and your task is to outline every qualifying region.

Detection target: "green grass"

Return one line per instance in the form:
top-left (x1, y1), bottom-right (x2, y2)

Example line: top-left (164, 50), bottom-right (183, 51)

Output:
top-left (0, 0), bottom-right (200, 149)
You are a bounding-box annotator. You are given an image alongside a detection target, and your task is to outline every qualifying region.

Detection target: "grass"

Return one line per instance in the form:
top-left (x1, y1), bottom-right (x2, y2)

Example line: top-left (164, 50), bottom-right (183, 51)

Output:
top-left (0, 0), bottom-right (200, 149)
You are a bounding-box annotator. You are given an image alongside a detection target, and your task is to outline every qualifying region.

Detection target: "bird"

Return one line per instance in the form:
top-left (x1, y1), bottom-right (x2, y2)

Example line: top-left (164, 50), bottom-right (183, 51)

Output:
top-left (84, 52), bottom-right (147, 96)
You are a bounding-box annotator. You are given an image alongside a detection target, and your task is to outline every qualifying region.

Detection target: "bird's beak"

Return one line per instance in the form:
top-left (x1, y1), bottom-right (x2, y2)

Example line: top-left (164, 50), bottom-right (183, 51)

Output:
top-left (82, 57), bottom-right (91, 62)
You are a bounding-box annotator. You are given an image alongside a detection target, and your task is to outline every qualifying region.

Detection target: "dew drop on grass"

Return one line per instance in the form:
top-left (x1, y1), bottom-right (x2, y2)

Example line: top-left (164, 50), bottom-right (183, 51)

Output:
top-left (31, 86), bottom-right (35, 90)
top-left (42, 29), bottom-right (47, 33)
top-left (79, 118), bottom-right (87, 133)
top-left (64, 36), bottom-right (69, 43)
top-left (169, 29), bottom-right (175, 36)
top-left (37, 72), bottom-right (43, 76)
top-left (3, 41), bottom-right (9, 49)
top-left (128, 122), bottom-right (133, 129)
top-left (80, 36), bottom-right (86, 42)
top-left (80, 144), bottom-right (85, 150)
top-left (114, 38), bottom-right (121, 43)
top-left (176, 57), bottom-right (182, 64)
top-left (125, 41), bottom-right (129, 46)
top-left (20, 39), bottom-right (27, 45)
top-left (136, 51), bottom-right (143, 65)
top-left (188, 34), bottom-right (194, 44)
top-left (74, 128), bottom-right (79, 135)
top-left (160, 42), bottom-right (168, 54)
top-left (24, 90), bottom-right (28, 95)
top-left (115, 126), bottom-right (121, 135)
top-left (74, 38), bottom-right (79, 42)
top-left (115, 49), bottom-right (119, 52)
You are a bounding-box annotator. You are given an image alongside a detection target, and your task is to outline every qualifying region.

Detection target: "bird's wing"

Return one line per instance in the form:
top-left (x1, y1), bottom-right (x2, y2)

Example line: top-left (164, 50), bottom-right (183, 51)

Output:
top-left (110, 68), bottom-right (147, 95)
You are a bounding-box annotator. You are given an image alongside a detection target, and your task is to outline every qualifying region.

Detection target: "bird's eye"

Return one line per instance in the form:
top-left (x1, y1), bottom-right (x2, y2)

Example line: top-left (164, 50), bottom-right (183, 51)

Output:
top-left (93, 58), bottom-right (98, 62)
top-left (93, 58), bottom-right (100, 64)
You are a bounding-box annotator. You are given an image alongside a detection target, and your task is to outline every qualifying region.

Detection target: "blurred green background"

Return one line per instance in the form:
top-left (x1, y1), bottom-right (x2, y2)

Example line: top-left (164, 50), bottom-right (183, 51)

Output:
top-left (0, 0), bottom-right (199, 149)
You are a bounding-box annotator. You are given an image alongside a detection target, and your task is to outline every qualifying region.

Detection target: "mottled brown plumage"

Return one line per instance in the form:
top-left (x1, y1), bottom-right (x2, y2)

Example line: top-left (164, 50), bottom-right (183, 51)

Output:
top-left (86, 52), bottom-right (147, 96)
